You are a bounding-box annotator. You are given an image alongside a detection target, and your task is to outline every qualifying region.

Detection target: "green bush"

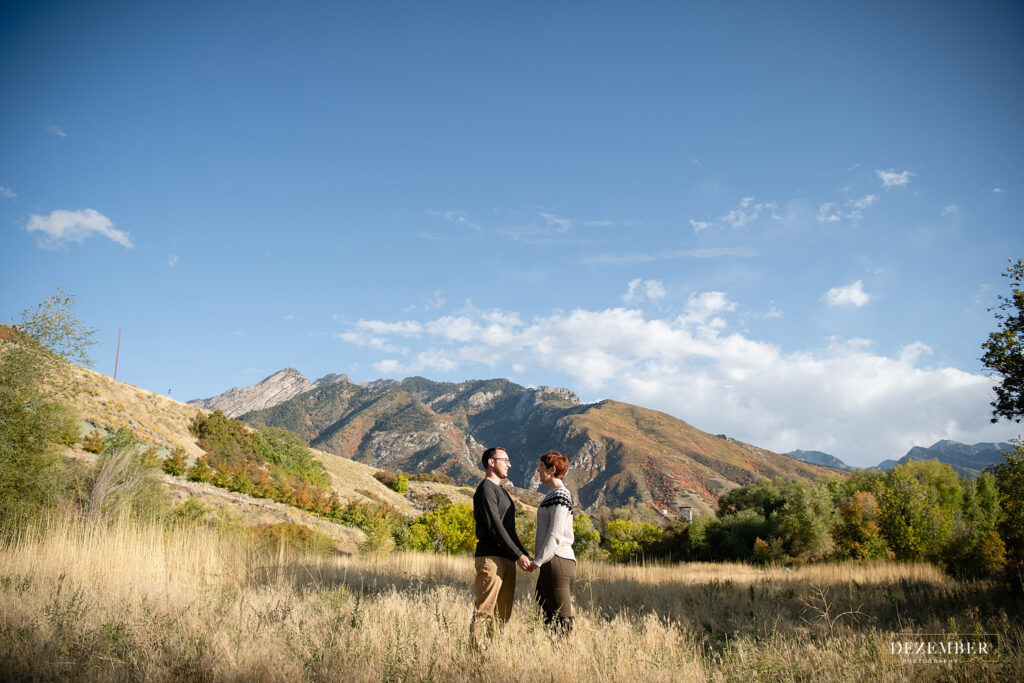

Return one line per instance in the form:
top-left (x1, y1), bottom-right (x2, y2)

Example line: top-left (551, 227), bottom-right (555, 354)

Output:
top-left (572, 513), bottom-right (601, 557)
top-left (407, 503), bottom-right (476, 554)
top-left (162, 447), bottom-right (188, 476)
top-left (601, 519), bottom-right (663, 563)
top-left (168, 497), bottom-right (210, 526)
top-left (391, 473), bottom-right (409, 494)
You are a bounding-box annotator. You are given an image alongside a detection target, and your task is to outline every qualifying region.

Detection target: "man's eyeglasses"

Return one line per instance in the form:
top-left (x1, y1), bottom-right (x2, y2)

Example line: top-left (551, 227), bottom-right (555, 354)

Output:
top-left (491, 457), bottom-right (510, 463)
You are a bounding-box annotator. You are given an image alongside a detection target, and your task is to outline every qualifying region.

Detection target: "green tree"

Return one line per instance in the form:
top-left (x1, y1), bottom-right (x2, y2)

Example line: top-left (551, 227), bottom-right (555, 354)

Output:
top-left (407, 503), bottom-right (476, 554)
top-left (601, 519), bottom-right (662, 563)
top-left (774, 481), bottom-right (836, 560)
top-left (572, 513), bottom-right (601, 557)
top-left (875, 465), bottom-right (952, 561)
top-left (832, 491), bottom-right (890, 560)
top-left (992, 440), bottom-right (1024, 575)
top-left (982, 258), bottom-right (1024, 422)
top-left (0, 288), bottom-right (92, 528)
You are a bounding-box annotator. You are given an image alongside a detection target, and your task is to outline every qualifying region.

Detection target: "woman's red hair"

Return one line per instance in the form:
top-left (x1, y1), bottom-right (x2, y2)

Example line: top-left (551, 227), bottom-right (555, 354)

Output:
top-left (539, 451), bottom-right (569, 478)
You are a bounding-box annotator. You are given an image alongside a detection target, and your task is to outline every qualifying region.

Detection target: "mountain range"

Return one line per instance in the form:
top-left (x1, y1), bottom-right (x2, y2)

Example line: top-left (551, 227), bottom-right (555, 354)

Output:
top-left (874, 439), bottom-right (1013, 478)
top-left (193, 368), bottom-right (835, 516)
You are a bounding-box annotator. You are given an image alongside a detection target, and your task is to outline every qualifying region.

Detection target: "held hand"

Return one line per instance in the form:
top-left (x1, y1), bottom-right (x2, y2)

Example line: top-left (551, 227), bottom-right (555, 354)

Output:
top-left (516, 555), bottom-right (533, 572)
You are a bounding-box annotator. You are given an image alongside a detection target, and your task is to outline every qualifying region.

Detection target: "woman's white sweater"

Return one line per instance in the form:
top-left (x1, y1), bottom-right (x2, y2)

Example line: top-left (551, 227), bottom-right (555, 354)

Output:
top-left (534, 487), bottom-right (576, 566)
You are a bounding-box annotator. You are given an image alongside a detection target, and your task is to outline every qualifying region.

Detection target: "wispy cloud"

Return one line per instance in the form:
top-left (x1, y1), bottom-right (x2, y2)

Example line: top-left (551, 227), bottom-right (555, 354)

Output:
top-left (424, 289), bottom-right (446, 310)
top-left (623, 279), bottom-right (666, 305)
top-left (168, 254), bottom-right (179, 267)
top-left (25, 209), bottom-right (133, 248)
top-left (876, 168), bottom-right (914, 189)
top-left (823, 280), bottom-right (871, 307)
top-left (993, 188), bottom-right (1003, 194)
top-left (427, 208), bottom-right (613, 245)
top-left (582, 247), bottom-right (756, 266)
top-left (845, 194), bottom-right (877, 221)
top-left (689, 219), bottom-right (713, 233)
top-left (816, 194), bottom-right (877, 224)
top-left (335, 299), bottom-right (1005, 465)
top-left (46, 124), bottom-right (67, 138)
top-left (942, 204), bottom-right (960, 216)
top-left (426, 210), bottom-right (482, 232)
top-left (0, 186), bottom-right (16, 199)
top-left (816, 202), bottom-right (841, 223)
top-left (720, 196), bottom-right (778, 228)
top-left (283, 314), bottom-right (294, 321)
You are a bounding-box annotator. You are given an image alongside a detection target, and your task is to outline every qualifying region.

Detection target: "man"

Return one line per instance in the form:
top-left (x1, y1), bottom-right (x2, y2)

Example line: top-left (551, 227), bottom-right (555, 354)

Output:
top-left (470, 446), bottom-right (533, 641)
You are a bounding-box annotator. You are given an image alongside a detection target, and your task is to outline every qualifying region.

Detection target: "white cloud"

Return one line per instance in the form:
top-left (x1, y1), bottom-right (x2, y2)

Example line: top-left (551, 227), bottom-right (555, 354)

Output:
top-left (424, 289), bottom-right (446, 310)
top-left (816, 202), bottom-right (840, 223)
top-left (25, 209), bottom-right (133, 248)
top-left (942, 204), bottom-right (960, 216)
top-left (993, 188), bottom-right (1003, 193)
top-left (283, 314), bottom-right (294, 321)
top-left (0, 186), bottom-right (15, 199)
top-left (47, 124), bottom-right (67, 138)
top-left (720, 196), bottom-right (777, 228)
top-left (623, 279), bottom-right (666, 304)
top-left (816, 195), bottom-right (877, 224)
top-left (876, 168), bottom-right (914, 189)
top-left (845, 194), bottom-right (877, 221)
top-left (823, 280), bottom-right (871, 308)
top-left (168, 254), bottom-right (179, 267)
top-left (336, 300), bottom-right (1007, 466)
top-left (689, 219), bottom-right (713, 233)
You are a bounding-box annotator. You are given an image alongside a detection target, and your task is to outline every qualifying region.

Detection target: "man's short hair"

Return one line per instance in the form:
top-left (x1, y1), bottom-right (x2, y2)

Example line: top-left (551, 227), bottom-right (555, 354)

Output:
top-left (481, 446), bottom-right (506, 469)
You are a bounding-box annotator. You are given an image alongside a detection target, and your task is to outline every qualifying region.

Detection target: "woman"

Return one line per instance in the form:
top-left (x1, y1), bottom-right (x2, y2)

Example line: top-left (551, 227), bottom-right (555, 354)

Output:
top-left (531, 450), bottom-right (576, 635)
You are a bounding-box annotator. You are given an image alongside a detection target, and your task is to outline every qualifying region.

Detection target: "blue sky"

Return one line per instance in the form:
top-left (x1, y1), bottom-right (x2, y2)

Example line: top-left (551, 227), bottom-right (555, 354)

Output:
top-left (2, 0), bottom-right (1022, 466)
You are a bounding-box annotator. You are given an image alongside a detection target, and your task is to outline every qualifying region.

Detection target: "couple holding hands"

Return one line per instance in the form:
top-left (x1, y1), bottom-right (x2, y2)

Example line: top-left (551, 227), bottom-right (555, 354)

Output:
top-left (470, 447), bottom-right (576, 641)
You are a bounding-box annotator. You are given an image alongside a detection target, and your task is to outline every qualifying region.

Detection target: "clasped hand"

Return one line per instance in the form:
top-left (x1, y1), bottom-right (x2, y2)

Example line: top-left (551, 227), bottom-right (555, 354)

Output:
top-left (517, 556), bottom-right (540, 572)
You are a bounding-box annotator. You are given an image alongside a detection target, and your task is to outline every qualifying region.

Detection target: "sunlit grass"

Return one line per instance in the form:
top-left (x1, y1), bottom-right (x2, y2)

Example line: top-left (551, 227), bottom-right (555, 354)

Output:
top-left (1, 517), bottom-right (1019, 681)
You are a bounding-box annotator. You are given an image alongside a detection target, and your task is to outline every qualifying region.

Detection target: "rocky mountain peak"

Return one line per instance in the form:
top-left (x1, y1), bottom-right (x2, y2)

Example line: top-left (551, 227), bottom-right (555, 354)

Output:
top-left (188, 367), bottom-right (316, 418)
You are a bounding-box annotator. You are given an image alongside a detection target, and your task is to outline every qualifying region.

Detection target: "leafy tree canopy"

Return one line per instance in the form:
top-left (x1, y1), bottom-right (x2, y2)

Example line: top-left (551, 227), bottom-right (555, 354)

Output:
top-left (982, 258), bottom-right (1024, 422)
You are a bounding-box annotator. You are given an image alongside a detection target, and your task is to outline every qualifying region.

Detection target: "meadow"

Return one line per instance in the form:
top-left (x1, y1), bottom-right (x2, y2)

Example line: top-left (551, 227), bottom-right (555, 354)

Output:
top-left (1, 518), bottom-right (1019, 682)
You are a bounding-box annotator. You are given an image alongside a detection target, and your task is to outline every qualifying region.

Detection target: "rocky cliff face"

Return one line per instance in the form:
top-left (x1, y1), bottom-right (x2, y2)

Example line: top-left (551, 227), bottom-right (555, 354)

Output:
top-left (236, 371), bottom-right (837, 515)
top-left (188, 368), bottom-right (350, 418)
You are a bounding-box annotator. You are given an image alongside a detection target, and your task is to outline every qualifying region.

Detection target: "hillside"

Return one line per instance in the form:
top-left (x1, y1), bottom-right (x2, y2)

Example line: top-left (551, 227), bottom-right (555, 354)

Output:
top-left (238, 371), bottom-right (838, 516)
top-left (30, 356), bottom-right (477, 550)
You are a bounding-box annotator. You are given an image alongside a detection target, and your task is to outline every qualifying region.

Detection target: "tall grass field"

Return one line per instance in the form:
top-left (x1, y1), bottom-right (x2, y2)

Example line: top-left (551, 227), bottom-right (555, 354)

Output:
top-left (1, 518), bottom-right (1020, 681)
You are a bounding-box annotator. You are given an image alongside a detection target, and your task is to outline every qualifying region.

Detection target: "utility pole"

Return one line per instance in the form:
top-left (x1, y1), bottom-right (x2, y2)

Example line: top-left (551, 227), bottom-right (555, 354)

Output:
top-left (114, 328), bottom-right (121, 380)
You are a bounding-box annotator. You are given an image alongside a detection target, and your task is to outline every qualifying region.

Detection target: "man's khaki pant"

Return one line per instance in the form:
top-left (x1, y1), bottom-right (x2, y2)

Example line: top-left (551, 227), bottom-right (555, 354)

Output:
top-left (470, 556), bottom-right (516, 640)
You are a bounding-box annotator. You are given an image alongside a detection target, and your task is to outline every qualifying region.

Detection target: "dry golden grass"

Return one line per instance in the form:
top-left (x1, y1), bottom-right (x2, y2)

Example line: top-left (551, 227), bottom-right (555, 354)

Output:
top-left (2, 518), bottom-right (1020, 682)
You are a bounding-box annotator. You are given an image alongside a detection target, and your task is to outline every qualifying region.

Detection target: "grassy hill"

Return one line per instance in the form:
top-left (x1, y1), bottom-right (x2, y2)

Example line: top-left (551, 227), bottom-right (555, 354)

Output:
top-left (33, 356), bottom-right (478, 552)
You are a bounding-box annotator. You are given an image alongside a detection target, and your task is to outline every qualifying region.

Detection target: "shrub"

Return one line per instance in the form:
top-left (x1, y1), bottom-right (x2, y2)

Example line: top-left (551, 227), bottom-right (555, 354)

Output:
top-left (427, 493), bottom-right (451, 509)
top-left (601, 519), bottom-right (663, 563)
top-left (572, 513), bottom-right (601, 557)
top-left (391, 473), bottom-right (409, 494)
top-left (82, 429), bottom-right (105, 454)
top-left (253, 522), bottom-right (336, 555)
top-left (168, 497), bottom-right (210, 526)
top-left (187, 457), bottom-right (214, 483)
top-left (374, 470), bottom-right (398, 488)
top-left (162, 447), bottom-right (188, 476)
top-left (407, 503), bottom-right (476, 554)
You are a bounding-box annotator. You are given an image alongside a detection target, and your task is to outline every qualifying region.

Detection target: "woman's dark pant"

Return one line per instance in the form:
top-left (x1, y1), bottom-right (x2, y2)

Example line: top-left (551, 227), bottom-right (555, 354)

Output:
top-left (535, 556), bottom-right (576, 629)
